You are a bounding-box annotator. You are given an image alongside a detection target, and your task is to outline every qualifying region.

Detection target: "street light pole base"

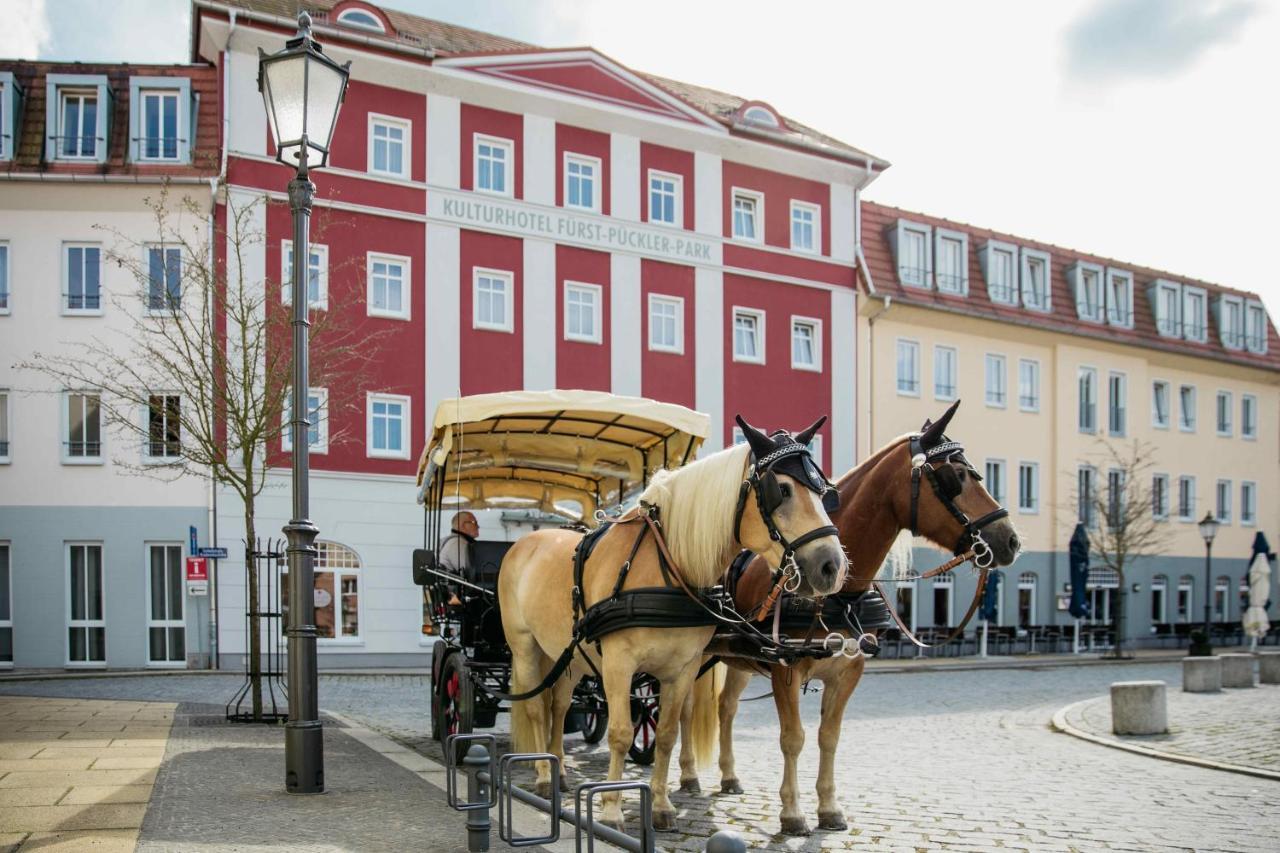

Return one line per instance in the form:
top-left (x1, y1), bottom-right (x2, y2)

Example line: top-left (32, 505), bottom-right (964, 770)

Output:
top-left (285, 720), bottom-right (325, 793)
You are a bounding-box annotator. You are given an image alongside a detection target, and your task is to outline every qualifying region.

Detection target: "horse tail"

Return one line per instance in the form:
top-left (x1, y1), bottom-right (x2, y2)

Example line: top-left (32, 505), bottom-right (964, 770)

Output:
top-left (688, 659), bottom-right (724, 768)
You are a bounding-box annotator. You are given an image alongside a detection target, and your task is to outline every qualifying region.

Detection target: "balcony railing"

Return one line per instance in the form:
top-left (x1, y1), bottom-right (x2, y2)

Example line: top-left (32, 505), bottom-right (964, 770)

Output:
top-left (65, 440), bottom-right (101, 458)
top-left (65, 293), bottom-right (101, 311)
top-left (51, 135), bottom-right (103, 159)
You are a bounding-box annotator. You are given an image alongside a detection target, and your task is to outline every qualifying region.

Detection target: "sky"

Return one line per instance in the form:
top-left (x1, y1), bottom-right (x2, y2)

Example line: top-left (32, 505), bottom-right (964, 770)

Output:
top-left (5, 0), bottom-right (1278, 316)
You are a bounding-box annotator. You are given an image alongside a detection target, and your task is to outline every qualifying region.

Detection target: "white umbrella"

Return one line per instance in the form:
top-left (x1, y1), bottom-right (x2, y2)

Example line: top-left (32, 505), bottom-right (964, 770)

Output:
top-left (1243, 551), bottom-right (1271, 643)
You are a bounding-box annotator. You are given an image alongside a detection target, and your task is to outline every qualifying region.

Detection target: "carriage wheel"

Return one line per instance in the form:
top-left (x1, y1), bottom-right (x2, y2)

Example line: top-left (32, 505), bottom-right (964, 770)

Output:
top-left (628, 675), bottom-right (660, 765)
top-left (580, 701), bottom-right (608, 745)
top-left (437, 654), bottom-right (474, 759)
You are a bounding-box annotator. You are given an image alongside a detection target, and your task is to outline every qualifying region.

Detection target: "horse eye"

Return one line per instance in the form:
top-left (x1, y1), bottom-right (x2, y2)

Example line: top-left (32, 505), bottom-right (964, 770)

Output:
top-left (779, 482), bottom-right (793, 499)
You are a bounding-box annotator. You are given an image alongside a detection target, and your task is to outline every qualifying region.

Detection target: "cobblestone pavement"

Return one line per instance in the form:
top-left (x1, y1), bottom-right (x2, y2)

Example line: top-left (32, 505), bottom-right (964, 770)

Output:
top-left (3, 664), bottom-right (1278, 851)
top-left (1063, 683), bottom-right (1280, 773)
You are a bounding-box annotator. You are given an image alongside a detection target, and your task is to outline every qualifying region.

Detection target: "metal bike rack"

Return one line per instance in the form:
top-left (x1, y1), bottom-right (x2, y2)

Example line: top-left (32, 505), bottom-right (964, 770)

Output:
top-left (445, 733), bottom-right (497, 811)
top-left (574, 780), bottom-right (654, 853)
top-left (497, 752), bottom-right (560, 847)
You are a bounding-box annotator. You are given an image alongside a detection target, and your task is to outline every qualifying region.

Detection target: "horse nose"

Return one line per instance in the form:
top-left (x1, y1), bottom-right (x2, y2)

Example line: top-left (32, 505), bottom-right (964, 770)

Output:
top-left (821, 559), bottom-right (839, 582)
top-left (1007, 532), bottom-right (1021, 554)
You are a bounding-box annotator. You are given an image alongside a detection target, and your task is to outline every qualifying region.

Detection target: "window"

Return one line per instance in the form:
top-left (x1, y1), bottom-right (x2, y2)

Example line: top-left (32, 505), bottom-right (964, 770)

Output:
top-left (1219, 295), bottom-right (1245, 349)
top-left (146, 544), bottom-right (184, 665)
top-left (896, 580), bottom-right (917, 633)
top-left (985, 459), bottom-right (1005, 505)
top-left (1152, 381), bottom-right (1170, 429)
top-left (1153, 280), bottom-right (1181, 337)
top-left (146, 246), bottom-right (181, 312)
top-left (564, 154), bottom-right (600, 212)
top-left (368, 115), bottom-right (409, 178)
top-left (1078, 466), bottom-right (1097, 528)
top-left (1150, 575), bottom-right (1167, 624)
top-left (281, 241), bottom-right (328, 309)
top-left (1182, 286), bottom-right (1208, 342)
top-left (1245, 301), bottom-right (1268, 353)
top-left (732, 190), bottom-right (762, 242)
top-left (934, 229), bottom-right (968, 294)
top-left (1017, 572), bottom-right (1037, 628)
top-left (564, 282), bottom-right (602, 344)
top-left (0, 241), bottom-right (8, 312)
top-left (0, 73), bottom-right (19, 162)
top-left (1020, 248), bottom-right (1051, 311)
top-left (732, 308), bottom-right (765, 364)
top-left (1018, 462), bottom-right (1039, 513)
top-left (64, 244), bottom-right (101, 313)
top-left (1216, 479), bottom-right (1232, 523)
top-left (67, 543), bottom-right (105, 664)
top-left (1071, 262), bottom-right (1104, 323)
top-left (146, 394), bottom-right (181, 460)
top-left (1177, 575), bottom-right (1194, 623)
top-left (1179, 385), bottom-right (1196, 431)
top-left (1108, 372), bottom-right (1126, 436)
top-left (932, 574), bottom-right (953, 627)
top-left (138, 90), bottom-right (179, 161)
top-left (1078, 367), bottom-right (1097, 433)
top-left (1107, 469), bottom-right (1125, 529)
top-left (0, 543), bottom-right (10, 666)
top-left (1177, 476), bottom-right (1196, 521)
top-left (790, 201), bottom-right (819, 253)
top-left (743, 105), bottom-right (780, 126)
top-left (282, 388), bottom-right (328, 454)
top-left (0, 389), bottom-right (8, 462)
top-left (283, 542), bottom-right (362, 640)
top-left (893, 220), bottom-right (931, 288)
top-left (1106, 268), bottom-right (1133, 327)
top-left (1214, 576), bottom-right (1231, 622)
top-left (980, 240), bottom-right (1018, 304)
top-left (1242, 394), bottom-right (1256, 439)
top-left (896, 339), bottom-right (920, 396)
top-left (58, 88), bottom-right (99, 159)
top-left (648, 170), bottom-right (681, 226)
top-left (985, 354), bottom-right (1006, 408)
top-left (127, 77), bottom-right (193, 164)
top-left (1018, 359), bottom-right (1040, 412)
top-left (648, 294), bottom-right (683, 354)
top-left (473, 269), bottom-right (514, 333)
top-left (337, 8), bottom-right (384, 30)
top-left (933, 346), bottom-right (957, 400)
top-left (64, 392), bottom-right (102, 462)
top-left (367, 393), bottom-right (409, 460)
top-left (474, 135), bottom-right (512, 196)
top-left (1152, 474), bottom-right (1169, 520)
top-left (790, 317), bottom-right (820, 370)
top-left (368, 253), bottom-right (409, 320)
top-left (1216, 391), bottom-right (1232, 436)
top-left (1241, 481), bottom-right (1256, 525)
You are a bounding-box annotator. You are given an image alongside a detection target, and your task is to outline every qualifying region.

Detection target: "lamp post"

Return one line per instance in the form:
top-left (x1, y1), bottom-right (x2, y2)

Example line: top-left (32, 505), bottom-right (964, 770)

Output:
top-left (1197, 511), bottom-right (1220, 656)
top-left (258, 12), bottom-right (350, 795)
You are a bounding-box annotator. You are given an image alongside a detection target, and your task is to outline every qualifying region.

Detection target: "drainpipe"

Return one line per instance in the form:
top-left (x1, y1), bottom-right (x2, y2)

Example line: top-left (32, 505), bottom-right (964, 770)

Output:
top-left (864, 293), bottom-right (892, 453)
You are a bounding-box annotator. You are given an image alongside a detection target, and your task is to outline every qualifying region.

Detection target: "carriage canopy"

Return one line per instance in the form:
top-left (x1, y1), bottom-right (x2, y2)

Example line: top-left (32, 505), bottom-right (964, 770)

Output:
top-left (415, 390), bottom-right (710, 523)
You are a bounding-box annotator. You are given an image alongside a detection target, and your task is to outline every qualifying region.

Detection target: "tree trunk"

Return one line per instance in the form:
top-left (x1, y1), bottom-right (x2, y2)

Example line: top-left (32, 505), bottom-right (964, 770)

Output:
top-left (1111, 578), bottom-right (1126, 660)
top-left (243, 464), bottom-right (263, 721)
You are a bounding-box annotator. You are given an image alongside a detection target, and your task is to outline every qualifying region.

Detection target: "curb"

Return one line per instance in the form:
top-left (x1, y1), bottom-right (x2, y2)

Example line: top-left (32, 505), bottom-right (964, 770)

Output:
top-left (865, 651), bottom-right (1186, 675)
top-left (0, 668), bottom-right (430, 683)
top-left (1051, 697), bottom-right (1280, 783)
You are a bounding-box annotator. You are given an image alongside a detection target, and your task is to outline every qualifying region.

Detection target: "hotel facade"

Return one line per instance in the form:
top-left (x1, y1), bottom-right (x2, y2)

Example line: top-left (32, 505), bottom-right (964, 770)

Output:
top-left (0, 0), bottom-right (1274, 668)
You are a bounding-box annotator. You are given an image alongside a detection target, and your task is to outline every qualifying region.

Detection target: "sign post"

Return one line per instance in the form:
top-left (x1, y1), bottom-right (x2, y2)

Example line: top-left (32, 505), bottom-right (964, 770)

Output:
top-left (186, 556), bottom-right (209, 597)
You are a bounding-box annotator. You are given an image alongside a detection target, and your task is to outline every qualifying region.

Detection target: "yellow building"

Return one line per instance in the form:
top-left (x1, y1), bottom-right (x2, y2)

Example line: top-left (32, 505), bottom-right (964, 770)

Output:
top-left (856, 201), bottom-right (1279, 649)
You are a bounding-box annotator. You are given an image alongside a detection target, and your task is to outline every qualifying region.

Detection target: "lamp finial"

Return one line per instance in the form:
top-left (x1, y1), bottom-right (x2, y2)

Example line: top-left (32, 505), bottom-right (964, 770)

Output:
top-left (298, 11), bottom-right (312, 39)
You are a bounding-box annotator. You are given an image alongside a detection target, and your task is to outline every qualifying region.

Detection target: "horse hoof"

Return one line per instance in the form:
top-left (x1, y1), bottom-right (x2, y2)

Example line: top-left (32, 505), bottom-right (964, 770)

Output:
top-left (720, 779), bottom-right (743, 795)
top-left (560, 775), bottom-right (569, 792)
top-left (679, 778), bottom-right (701, 794)
top-left (780, 817), bottom-right (811, 836)
top-left (653, 810), bottom-right (678, 832)
top-left (534, 781), bottom-right (552, 799)
top-left (818, 813), bottom-right (848, 831)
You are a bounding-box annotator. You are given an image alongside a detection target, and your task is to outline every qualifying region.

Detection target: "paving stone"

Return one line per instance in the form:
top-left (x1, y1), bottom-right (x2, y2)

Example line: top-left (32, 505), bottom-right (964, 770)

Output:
top-left (61, 785), bottom-right (154, 805)
top-left (0, 787), bottom-right (67, 807)
top-left (13, 830), bottom-right (138, 851)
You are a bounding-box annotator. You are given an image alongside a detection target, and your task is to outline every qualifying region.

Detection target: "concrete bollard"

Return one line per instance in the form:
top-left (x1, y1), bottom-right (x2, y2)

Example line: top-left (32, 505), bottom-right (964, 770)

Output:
top-left (1259, 652), bottom-right (1280, 685)
top-left (1182, 656), bottom-right (1222, 693)
top-left (1220, 653), bottom-right (1256, 688)
top-left (1110, 680), bottom-right (1168, 735)
top-left (705, 829), bottom-right (749, 852)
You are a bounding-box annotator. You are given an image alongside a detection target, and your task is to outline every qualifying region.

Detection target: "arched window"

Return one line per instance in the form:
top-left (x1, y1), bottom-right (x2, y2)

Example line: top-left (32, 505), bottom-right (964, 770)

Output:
top-left (896, 579), bottom-right (917, 633)
top-left (1017, 571), bottom-right (1037, 627)
top-left (337, 7), bottom-right (386, 32)
top-left (1087, 566), bottom-right (1119, 587)
top-left (932, 574), bottom-right (953, 628)
top-left (1150, 574), bottom-right (1168, 624)
top-left (1214, 574), bottom-right (1231, 622)
top-left (742, 105), bottom-right (780, 127)
top-left (283, 541), bottom-right (362, 641)
top-left (1177, 574), bottom-right (1194, 622)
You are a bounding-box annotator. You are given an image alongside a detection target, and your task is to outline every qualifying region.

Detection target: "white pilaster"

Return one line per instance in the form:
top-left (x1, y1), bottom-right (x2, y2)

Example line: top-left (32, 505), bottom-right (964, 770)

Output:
top-left (610, 254), bottom-right (641, 395)
top-left (523, 113), bottom-right (555, 205)
top-left (610, 132), bottom-right (640, 222)
top-left (523, 239), bottom-right (556, 390)
top-left (830, 183), bottom-right (855, 263)
top-left (425, 223), bottom-right (460, 415)
top-left (695, 267), bottom-right (724, 452)
top-left (694, 150), bottom-right (722, 237)
top-left (426, 94), bottom-right (460, 189)
top-left (227, 49), bottom-right (265, 156)
top-left (830, 287), bottom-right (857, 471)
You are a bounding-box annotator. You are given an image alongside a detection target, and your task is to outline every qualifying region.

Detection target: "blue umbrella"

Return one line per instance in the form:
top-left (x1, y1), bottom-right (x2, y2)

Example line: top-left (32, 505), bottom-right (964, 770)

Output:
top-left (1069, 524), bottom-right (1091, 619)
top-left (980, 569), bottom-right (1002, 622)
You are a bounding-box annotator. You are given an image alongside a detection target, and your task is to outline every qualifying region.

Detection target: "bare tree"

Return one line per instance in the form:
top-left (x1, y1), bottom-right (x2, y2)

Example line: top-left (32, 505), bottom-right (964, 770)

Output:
top-left (18, 183), bottom-right (384, 718)
top-left (1068, 437), bottom-right (1168, 658)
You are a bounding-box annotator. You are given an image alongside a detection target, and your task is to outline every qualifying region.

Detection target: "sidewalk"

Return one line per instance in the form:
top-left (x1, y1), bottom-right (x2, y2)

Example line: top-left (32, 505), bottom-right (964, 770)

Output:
top-left (1054, 682), bottom-right (1280, 781)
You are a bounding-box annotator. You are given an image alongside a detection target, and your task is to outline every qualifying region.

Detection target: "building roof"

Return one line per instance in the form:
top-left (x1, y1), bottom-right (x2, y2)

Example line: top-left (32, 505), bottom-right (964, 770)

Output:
top-left (0, 61), bottom-right (220, 178)
top-left (860, 200), bottom-right (1280, 373)
top-left (202, 0), bottom-right (888, 168)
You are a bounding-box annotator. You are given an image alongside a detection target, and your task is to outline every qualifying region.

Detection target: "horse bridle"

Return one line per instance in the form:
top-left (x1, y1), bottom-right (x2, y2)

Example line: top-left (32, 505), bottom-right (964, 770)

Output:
top-left (907, 433), bottom-right (1008, 569)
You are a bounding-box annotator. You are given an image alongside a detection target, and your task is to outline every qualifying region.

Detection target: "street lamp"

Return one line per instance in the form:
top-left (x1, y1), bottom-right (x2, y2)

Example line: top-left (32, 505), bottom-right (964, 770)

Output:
top-left (258, 11), bottom-right (349, 795)
top-left (1198, 511), bottom-right (1220, 656)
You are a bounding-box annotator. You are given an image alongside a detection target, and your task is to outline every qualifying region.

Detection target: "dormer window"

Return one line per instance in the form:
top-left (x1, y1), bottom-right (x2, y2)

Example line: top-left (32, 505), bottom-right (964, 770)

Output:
top-left (742, 105), bottom-right (780, 128)
top-left (1219, 294), bottom-right (1244, 349)
top-left (1106, 268), bottom-right (1133, 328)
top-left (934, 228), bottom-right (968, 295)
top-left (1246, 300), bottom-right (1268, 353)
top-left (0, 72), bottom-right (21, 162)
top-left (1069, 261), bottom-right (1104, 323)
top-left (890, 219), bottom-right (932, 289)
top-left (337, 7), bottom-right (386, 32)
top-left (126, 77), bottom-right (196, 164)
top-left (1182, 286), bottom-right (1207, 342)
top-left (46, 75), bottom-right (113, 163)
top-left (1020, 248), bottom-right (1051, 312)
top-left (979, 240), bottom-right (1018, 305)
top-left (1152, 280), bottom-right (1181, 337)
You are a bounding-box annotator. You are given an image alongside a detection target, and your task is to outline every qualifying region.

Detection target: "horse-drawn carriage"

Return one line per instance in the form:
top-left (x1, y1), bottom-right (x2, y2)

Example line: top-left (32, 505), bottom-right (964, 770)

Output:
top-left (410, 390), bottom-right (709, 765)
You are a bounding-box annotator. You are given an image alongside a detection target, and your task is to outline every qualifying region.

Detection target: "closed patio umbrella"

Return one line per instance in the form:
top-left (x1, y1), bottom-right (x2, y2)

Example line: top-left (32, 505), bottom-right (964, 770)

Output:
top-left (1068, 524), bottom-right (1091, 619)
top-left (1243, 532), bottom-right (1273, 648)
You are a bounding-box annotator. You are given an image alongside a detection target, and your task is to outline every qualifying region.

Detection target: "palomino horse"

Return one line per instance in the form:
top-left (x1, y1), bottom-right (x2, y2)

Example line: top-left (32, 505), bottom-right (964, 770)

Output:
top-left (706, 401), bottom-right (1022, 835)
top-left (498, 417), bottom-right (848, 832)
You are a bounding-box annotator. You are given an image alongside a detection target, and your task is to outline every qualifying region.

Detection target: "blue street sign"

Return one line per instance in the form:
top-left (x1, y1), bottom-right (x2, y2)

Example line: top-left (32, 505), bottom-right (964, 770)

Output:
top-left (189, 525), bottom-right (198, 554)
top-left (198, 547), bottom-right (229, 559)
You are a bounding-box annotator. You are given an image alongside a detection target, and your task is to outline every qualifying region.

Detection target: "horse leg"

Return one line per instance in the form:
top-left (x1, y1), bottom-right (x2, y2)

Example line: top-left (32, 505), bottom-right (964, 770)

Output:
top-left (816, 658), bottom-right (864, 831)
top-left (547, 674), bottom-right (574, 793)
top-left (651, 659), bottom-right (700, 831)
top-left (773, 668), bottom-right (809, 836)
top-left (718, 666), bottom-right (751, 794)
top-left (599, 658), bottom-right (637, 833)
top-left (509, 634), bottom-right (554, 797)
top-left (677, 689), bottom-right (700, 793)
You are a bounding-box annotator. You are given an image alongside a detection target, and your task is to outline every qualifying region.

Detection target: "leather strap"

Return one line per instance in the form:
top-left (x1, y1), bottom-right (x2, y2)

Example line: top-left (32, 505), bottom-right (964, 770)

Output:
top-left (872, 555), bottom-right (988, 650)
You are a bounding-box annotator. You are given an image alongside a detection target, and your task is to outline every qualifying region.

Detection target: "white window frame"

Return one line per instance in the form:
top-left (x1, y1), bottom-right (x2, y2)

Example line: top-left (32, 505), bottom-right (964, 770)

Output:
top-left (1241, 481), bottom-right (1257, 526)
top-left (1153, 280), bottom-right (1181, 337)
top-left (933, 228), bottom-right (969, 295)
top-left (789, 200), bottom-right (820, 254)
top-left (564, 153), bottom-right (602, 214)
top-left (1078, 366), bottom-right (1097, 433)
top-left (1241, 393), bottom-right (1257, 440)
top-left (1179, 384), bottom-right (1197, 432)
top-left (474, 134), bottom-right (513, 197)
top-left (0, 541), bottom-right (10, 667)
top-left (563, 281), bottom-right (603, 344)
top-left (142, 392), bottom-right (182, 464)
top-left (1177, 475), bottom-right (1196, 521)
top-left (1151, 575), bottom-right (1168, 623)
top-left (1078, 465), bottom-right (1098, 529)
top-left (1245, 300), bottom-right (1268, 354)
top-left (0, 240), bottom-right (9, 315)
top-left (1152, 473), bottom-right (1170, 521)
top-left (1018, 358), bottom-right (1040, 413)
top-left (282, 387), bottom-right (328, 455)
top-left (62, 242), bottom-right (103, 316)
top-left (49, 79), bottom-right (107, 163)
top-left (145, 542), bottom-right (186, 667)
top-left (790, 315), bottom-right (821, 371)
top-left (1151, 380), bottom-right (1170, 429)
top-left (647, 293), bottom-right (684, 354)
top-left (143, 244), bottom-right (183, 316)
top-left (281, 240), bottom-right (329, 310)
top-left (933, 573), bottom-right (954, 627)
top-left (304, 541), bottom-right (364, 644)
top-left (0, 388), bottom-right (9, 464)
top-left (66, 542), bottom-right (106, 667)
top-left (1215, 390), bottom-right (1233, 437)
top-left (732, 306), bottom-right (766, 364)
top-left (135, 89), bottom-right (181, 162)
top-left (1105, 267), bottom-right (1134, 328)
top-left (933, 345), bottom-right (957, 401)
top-left (1219, 294), bottom-right (1245, 349)
top-left (367, 251), bottom-right (411, 321)
top-left (896, 338), bottom-right (921, 397)
top-left (647, 169), bottom-right (683, 227)
top-left (1182, 285), bottom-right (1208, 343)
top-left (1018, 461), bottom-right (1039, 514)
top-left (893, 219), bottom-right (933, 289)
top-left (979, 240), bottom-right (1019, 305)
top-left (366, 392), bottom-right (411, 461)
top-left (1177, 576), bottom-right (1194, 622)
top-left (984, 353), bottom-right (1007, 409)
top-left (62, 390), bottom-right (104, 465)
top-left (1019, 247), bottom-right (1052, 312)
top-left (731, 188), bottom-right (764, 244)
top-left (337, 8), bottom-right (385, 30)
top-left (985, 458), bottom-right (1007, 506)
top-left (127, 76), bottom-right (193, 164)
top-left (1107, 372), bottom-right (1126, 437)
top-left (367, 113), bottom-right (411, 179)
top-left (1069, 261), bottom-right (1105, 323)
top-left (1215, 478), bottom-right (1232, 524)
top-left (0, 73), bottom-right (20, 163)
top-left (472, 267), bottom-right (515, 333)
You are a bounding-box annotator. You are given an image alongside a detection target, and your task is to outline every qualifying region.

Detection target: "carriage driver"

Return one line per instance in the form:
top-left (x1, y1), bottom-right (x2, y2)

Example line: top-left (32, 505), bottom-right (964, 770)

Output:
top-left (439, 511), bottom-right (479, 605)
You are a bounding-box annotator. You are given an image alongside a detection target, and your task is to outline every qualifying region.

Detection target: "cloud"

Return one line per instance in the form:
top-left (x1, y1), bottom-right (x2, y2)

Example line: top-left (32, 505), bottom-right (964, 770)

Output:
top-left (0, 0), bottom-right (52, 58)
top-left (1064, 0), bottom-right (1256, 81)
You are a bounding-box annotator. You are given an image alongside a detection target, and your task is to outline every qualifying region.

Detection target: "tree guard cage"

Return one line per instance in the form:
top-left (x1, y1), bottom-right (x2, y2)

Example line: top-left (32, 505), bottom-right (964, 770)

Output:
top-left (226, 539), bottom-right (288, 724)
